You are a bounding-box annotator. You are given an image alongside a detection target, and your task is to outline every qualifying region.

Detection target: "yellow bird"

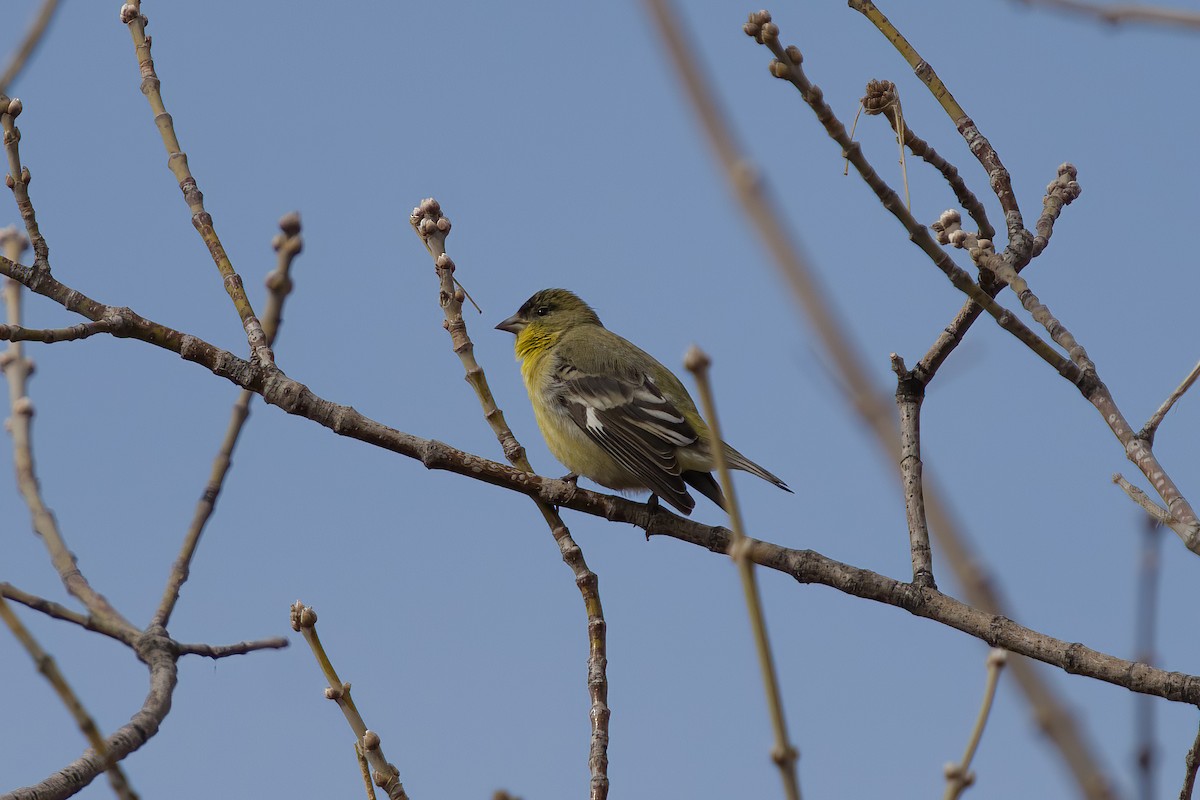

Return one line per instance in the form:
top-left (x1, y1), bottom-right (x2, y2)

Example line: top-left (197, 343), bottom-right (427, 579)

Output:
top-left (496, 289), bottom-right (791, 515)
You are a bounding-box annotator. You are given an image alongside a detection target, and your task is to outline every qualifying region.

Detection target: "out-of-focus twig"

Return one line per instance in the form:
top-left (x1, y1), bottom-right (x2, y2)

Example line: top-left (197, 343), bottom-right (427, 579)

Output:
top-left (687, 346), bottom-right (801, 800)
top-left (0, 0), bottom-right (61, 96)
top-left (1016, 0), bottom-right (1200, 29)
top-left (646, 5), bottom-right (1116, 797)
top-left (1134, 516), bottom-right (1163, 800)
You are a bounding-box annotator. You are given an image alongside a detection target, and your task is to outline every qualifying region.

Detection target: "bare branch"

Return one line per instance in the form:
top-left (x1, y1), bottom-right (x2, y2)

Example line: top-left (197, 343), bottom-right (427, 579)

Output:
top-left (117, 2), bottom-right (273, 366)
top-left (291, 602), bottom-right (409, 800)
top-left (687, 345), bottom-right (801, 800)
top-left (0, 597), bottom-right (138, 800)
top-left (943, 649), bottom-right (1007, 800)
top-left (153, 212), bottom-right (303, 629)
top-left (0, 0), bottom-right (62, 96)
top-left (411, 198), bottom-right (610, 800)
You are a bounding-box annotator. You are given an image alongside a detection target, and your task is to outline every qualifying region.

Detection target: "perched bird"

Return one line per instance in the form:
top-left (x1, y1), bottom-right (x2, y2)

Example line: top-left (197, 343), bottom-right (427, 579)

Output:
top-left (495, 288), bottom-right (791, 515)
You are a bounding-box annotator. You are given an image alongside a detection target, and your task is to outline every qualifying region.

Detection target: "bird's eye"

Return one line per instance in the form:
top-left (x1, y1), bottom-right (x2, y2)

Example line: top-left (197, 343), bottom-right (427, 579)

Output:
top-left (535, 306), bottom-right (550, 316)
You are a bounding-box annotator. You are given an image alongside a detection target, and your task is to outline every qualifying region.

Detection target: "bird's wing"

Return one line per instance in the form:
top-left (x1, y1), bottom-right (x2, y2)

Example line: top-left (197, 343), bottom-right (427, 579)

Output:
top-left (556, 363), bottom-right (699, 513)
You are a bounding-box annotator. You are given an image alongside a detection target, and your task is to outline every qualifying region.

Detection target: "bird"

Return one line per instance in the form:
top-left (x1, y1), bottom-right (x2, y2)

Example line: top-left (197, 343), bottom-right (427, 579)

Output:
top-left (495, 288), bottom-right (791, 515)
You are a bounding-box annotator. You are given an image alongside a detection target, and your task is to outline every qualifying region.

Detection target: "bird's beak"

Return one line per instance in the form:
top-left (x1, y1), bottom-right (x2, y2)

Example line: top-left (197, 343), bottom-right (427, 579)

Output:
top-left (495, 313), bottom-right (525, 334)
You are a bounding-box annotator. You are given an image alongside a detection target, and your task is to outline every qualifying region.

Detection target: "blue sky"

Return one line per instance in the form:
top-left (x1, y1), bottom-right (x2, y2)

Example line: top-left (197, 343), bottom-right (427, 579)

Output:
top-left (3, 2), bottom-right (1200, 798)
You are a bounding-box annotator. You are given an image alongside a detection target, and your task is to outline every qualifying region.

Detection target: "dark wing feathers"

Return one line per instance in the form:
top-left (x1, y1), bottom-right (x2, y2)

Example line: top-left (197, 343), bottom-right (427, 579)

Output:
top-left (558, 368), bottom-right (700, 514)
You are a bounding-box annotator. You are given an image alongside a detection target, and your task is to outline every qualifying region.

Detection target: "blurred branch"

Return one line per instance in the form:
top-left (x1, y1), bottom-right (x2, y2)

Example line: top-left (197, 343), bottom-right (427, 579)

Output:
top-left (118, 2), bottom-right (273, 366)
top-left (687, 346), bottom-right (801, 800)
top-left (1015, 0), bottom-right (1200, 29)
top-left (0, 597), bottom-right (139, 800)
top-left (153, 212), bottom-right (303, 630)
top-left (0, 0), bottom-right (61, 96)
top-left (290, 603), bottom-right (409, 800)
top-left (1134, 516), bottom-right (1163, 800)
top-left (411, 198), bottom-right (610, 800)
top-left (651, 6), bottom-right (1113, 798)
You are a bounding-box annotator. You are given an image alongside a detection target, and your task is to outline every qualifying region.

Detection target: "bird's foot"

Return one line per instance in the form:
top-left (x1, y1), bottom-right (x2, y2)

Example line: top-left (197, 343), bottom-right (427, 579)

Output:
top-left (558, 472), bottom-right (580, 486)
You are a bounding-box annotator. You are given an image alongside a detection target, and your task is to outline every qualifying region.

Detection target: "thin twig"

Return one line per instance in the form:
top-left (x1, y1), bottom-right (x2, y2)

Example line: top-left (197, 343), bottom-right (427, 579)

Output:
top-left (943, 649), bottom-right (1007, 800)
top-left (118, 2), bottom-right (273, 366)
top-left (0, 225), bottom-right (131, 626)
top-left (1016, 0), bottom-right (1200, 29)
top-left (744, 19), bottom-right (1076, 382)
top-left (686, 346), bottom-right (801, 800)
top-left (0, 0), bottom-right (61, 96)
top-left (153, 212), bottom-right (302, 629)
top-left (1141, 358), bottom-right (1200, 444)
top-left (410, 198), bottom-right (610, 800)
top-left (861, 79), bottom-right (994, 240)
top-left (1181, 718), bottom-right (1200, 800)
top-left (175, 637), bottom-right (290, 658)
top-left (290, 603), bottom-right (409, 800)
top-left (0, 597), bottom-right (139, 800)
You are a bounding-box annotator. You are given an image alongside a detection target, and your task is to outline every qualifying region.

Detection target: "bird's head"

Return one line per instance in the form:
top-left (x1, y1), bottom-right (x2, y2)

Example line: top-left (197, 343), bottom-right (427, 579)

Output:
top-left (495, 289), bottom-right (603, 341)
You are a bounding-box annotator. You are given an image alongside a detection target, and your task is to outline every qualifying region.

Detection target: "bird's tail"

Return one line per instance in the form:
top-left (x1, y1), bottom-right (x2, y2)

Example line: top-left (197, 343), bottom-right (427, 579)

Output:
top-left (723, 443), bottom-right (792, 494)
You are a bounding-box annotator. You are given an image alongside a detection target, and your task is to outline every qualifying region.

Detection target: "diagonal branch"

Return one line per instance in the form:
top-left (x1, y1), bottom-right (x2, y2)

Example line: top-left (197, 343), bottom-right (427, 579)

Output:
top-left (118, 2), bottom-right (273, 366)
top-left (0, 0), bottom-right (62, 96)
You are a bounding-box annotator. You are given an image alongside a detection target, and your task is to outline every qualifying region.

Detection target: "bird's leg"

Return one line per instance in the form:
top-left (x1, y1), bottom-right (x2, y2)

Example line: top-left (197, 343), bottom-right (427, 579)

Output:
top-left (558, 472), bottom-right (580, 486)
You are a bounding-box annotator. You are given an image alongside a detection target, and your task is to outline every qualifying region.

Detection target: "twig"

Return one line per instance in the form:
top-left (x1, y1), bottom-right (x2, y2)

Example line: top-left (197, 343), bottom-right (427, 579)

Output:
top-left (175, 637), bottom-right (290, 658)
top-left (943, 649), bottom-right (1007, 800)
top-left (861, 79), bottom-right (994, 240)
top-left (0, 225), bottom-right (131, 626)
top-left (290, 603), bottom-right (409, 800)
top-left (1016, 0), bottom-right (1200, 29)
top-left (0, 597), bottom-right (139, 800)
top-left (153, 212), bottom-right (302, 629)
top-left (1141, 358), bottom-right (1200, 444)
top-left (118, 2), bottom-right (273, 367)
top-left (0, 0), bottom-right (61, 96)
top-left (686, 346), bottom-right (801, 800)
top-left (1, 96), bottom-right (49, 271)
top-left (0, 582), bottom-right (133, 645)
top-left (742, 17), bottom-right (1076, 383)
top-left (892, 354), bottom-right (934, 588)
top-left (1181, 718), bottom-right (1200, 800)
top-left (848, 0), bottom-right (1028, 256)
top-left (410, 198), bottom-right (610, 800)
